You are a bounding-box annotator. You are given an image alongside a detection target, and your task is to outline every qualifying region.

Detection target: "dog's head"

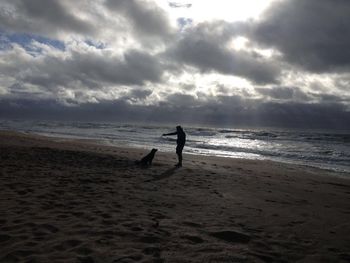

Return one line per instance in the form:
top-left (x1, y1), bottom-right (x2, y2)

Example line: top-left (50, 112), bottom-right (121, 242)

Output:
top-left (151, 148), bottom-right (158, 153)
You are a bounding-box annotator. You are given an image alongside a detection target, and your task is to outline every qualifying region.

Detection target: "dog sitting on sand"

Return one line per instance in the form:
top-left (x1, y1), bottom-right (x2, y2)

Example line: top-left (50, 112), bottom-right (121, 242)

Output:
top-left (136, 148), bottom-right (158, 166)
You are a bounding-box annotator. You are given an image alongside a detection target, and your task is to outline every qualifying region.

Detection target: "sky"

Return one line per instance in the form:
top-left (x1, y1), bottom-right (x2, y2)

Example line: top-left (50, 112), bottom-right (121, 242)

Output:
top-left (0, 0), bottom-right (349, 129)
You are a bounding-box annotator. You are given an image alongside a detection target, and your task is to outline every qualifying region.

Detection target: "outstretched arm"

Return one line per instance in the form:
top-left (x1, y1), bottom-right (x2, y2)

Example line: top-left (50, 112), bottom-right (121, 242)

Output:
top-left (162, 131), bottom-right (177, 136)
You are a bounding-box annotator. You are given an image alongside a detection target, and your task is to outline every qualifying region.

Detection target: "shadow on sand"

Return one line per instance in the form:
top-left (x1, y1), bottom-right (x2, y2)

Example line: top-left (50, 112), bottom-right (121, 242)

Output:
top-left (145, 166), bottom-right (180, 182)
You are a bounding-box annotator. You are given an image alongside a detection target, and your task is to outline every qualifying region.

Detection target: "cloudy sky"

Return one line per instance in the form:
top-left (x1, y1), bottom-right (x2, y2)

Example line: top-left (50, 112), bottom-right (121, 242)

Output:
top-left (0, 0), bottom-right (349, 129)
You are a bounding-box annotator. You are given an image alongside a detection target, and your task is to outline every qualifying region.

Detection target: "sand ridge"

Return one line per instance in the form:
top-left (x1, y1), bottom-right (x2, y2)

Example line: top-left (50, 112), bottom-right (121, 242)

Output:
top-left (0, 131), bottom-right (350, 262)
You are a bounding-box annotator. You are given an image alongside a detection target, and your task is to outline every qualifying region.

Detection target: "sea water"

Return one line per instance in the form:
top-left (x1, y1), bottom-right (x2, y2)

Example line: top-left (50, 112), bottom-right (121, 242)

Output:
top-left (1, 120), bottom-right (349, 174)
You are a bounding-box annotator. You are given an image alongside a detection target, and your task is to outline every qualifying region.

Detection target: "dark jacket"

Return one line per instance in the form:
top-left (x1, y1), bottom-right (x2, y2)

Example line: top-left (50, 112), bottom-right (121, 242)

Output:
top-left (164, 129), bottom-right (186, 145)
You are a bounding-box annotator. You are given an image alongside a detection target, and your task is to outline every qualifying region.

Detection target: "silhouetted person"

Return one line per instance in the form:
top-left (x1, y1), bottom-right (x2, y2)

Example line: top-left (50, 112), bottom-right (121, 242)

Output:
top-left (162, 126), bottom-right (186, 167)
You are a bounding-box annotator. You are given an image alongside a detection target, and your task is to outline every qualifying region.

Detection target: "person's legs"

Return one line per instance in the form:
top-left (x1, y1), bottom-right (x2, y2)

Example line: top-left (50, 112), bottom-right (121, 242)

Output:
top-left (177, 152), bottom-right (182, 166)
top-left (176, 144), bottom-right (184, 167)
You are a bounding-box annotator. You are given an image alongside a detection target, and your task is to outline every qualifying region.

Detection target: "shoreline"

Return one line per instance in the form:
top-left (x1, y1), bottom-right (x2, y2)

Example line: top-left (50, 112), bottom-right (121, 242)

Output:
top-left (2, 129), bottom-right (349, 178)
top-left (1, 130), bottom-right (350, 262)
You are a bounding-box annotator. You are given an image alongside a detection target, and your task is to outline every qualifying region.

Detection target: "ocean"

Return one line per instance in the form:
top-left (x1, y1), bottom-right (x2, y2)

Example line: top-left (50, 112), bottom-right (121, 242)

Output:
top-left (1, 120), bottom-right (349, 174)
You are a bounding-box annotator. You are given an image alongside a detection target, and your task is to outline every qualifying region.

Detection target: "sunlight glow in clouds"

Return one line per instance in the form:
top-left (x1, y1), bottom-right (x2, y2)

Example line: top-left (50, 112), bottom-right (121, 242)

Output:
top-left (0, 0), bottom-right (349, 128)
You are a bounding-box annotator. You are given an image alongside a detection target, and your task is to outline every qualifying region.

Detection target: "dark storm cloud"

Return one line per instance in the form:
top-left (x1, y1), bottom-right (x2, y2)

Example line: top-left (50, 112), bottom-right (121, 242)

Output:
top-left (105, 0), bottom-right (174, 40)
top-left (249, 0), bottom-right (350, 72)
top-left (256, 86), bottom-right (311, 101)
top-left (121, 88), bottom-right (153, 103)
top-left (11, 48), bottom-right (164, 91)
top-left (179, 83), bottom-right (196, 91)
top-left (256, 85), bottom-right (349, 105)
top-left (0, 0), bottom-right (94, 37)
top-left (315, 94), bottom-right (344, 103)
top-left (167, 21), bottom-right (280, 84)
top-left (66, 49), bottom-right (164, 86)
top-left (1, 97), bottom-right (349, 129)
top-left (257, 87), bottom-right (293, 100)
top-left (166, 93), bottom-right (199, 107)
top-left (128, 89), bottom-right (153, 99)
top-left (254, 102), bottom-right (350, 129)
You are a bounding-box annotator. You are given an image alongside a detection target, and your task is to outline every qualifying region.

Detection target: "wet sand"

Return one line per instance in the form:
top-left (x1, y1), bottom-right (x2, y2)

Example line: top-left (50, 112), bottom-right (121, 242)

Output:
top-left (0, 130), bottom-right (350, 262)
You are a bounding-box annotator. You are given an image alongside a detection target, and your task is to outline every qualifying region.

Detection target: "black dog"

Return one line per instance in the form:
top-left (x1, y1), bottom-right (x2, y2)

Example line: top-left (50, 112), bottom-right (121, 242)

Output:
top-left (137, 148), bottom-right (158, 166)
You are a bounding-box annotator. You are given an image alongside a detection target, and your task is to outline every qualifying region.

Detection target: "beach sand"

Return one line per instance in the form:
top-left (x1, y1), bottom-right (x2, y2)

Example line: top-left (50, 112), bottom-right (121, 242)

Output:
top-left (0, 131), bottom-right (350, 262)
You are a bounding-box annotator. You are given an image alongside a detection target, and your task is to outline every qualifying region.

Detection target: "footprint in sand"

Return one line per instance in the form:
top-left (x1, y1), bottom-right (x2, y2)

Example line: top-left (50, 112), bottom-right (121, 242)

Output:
top-left (17, 190), bottom-right (27, 196)
top-left (77, 256), bottom-right (95, 263)
top-left (72, 211), bottom-right (85, 218)
top-left (74, 246), bottom-right (94, 256)
top-left (143, 246), bottom-right (160, 256)
top-left (288, 220), bottom-right (305, 226)
top-left (53, 239), bottom-right (83, 251)
top-left (209, 230), bottom-right (251, 244)
top-left (138, 235), bottom-right (162, 244)
top-left (181, 235), bottom-right (204, 244)
top-left (129, 225), bottom-right (143, 232)
top-left (23, 241), bottom-right (38, 248)
top-left (0, 234), bottom-right (11, 243)
top-left (40, 224), bottom-right (59, 233)
top-left (10, 250), bottom-right (35, 258)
